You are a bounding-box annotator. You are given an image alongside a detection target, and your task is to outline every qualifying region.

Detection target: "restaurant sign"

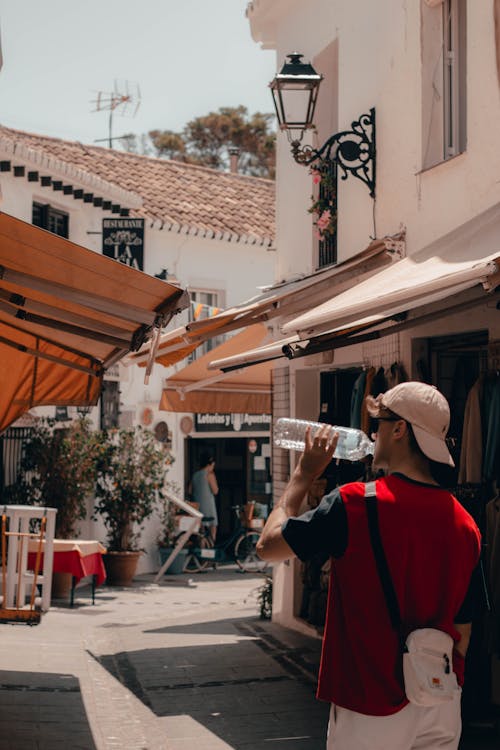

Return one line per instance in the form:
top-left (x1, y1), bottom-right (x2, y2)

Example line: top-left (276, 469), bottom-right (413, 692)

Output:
top-left (102, 218), bottom-right (144, 271)
top-left (195, 414), bottom-right (271, 432)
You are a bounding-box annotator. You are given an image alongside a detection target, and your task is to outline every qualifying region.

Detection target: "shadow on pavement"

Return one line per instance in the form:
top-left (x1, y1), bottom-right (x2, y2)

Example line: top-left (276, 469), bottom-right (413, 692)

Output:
top-left (89, 614), bottom-right (500, 750)
top-left (88, 616), bottom-right (328, 750)
top-left (144, 617), bottom-right (252, 636)
top-left (0, 670), bottom-right (97, 750)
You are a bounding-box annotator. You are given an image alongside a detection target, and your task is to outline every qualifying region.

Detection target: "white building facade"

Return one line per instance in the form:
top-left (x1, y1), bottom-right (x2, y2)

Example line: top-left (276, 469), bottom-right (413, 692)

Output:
top-left (247, 0), bottom-right (500, 720)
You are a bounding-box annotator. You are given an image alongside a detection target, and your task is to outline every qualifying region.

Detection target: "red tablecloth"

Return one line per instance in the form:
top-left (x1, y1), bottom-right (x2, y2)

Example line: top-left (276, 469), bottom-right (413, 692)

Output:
top-left (28, 540), bottom-right (107, 586)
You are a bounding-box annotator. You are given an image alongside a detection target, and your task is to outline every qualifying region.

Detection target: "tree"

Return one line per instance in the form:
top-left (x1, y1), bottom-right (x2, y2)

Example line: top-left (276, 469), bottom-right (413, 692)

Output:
top-left (121, 106), bottom-right (276, 179)
top-left (182, 106), bottom-right (275, 178)
top-left (148, 130), bottom-right (189, 162)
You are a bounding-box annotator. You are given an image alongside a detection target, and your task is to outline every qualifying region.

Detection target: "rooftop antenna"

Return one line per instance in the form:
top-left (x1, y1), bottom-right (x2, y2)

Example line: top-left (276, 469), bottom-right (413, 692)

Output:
top-left (91, 80), bottom-right (141, 148)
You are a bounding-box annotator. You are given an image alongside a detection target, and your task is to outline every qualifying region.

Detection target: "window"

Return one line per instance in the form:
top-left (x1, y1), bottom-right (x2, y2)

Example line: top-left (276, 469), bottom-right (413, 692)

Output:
top-left (32, 202), bottom-right (69, 238)
top-left (421, 0), bottom-right (466, 168)
top-left (312, 40), bottom-right (338, 269)
top-left (100, 381), bottom-right (120, 430)
top-left (443, 0), bottom-right (467, 159)
top-left (188, 289), bottom-right (225, 360)
top-left (315, 162), bottom-right (337, 269)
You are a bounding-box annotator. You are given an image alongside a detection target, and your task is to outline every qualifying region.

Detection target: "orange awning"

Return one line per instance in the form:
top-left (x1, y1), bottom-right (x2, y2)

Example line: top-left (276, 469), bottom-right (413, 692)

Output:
top-left (159, 323), bottom-right (272, 413)
top-left (0, 212), bottom-right (188, 431)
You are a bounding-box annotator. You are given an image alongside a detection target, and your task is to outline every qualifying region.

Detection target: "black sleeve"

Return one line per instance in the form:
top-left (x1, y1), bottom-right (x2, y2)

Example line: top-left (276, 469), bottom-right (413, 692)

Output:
top-left (281, 488), bottom-right (348, 563)
top-left (455, 561), bottom-right (486, 623)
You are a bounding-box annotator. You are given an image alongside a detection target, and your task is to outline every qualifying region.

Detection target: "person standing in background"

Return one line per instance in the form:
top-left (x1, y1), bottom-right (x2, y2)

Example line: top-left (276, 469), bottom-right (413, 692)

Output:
top-left (190, 451), bottom-right (219, 542)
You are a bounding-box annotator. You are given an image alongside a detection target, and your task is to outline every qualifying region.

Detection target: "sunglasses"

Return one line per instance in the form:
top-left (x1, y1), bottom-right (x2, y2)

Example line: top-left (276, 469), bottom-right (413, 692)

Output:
top-left (371, 416), bottom-right (401, 432)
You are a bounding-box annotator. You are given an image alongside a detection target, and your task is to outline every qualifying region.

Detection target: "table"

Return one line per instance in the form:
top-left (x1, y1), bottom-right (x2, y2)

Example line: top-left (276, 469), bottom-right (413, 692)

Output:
top-left (28, 539), bottom-right (106, 606)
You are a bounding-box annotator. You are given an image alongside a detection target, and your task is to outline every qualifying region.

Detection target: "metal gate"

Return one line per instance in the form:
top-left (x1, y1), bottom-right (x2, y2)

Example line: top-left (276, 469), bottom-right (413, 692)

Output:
top-left (0, 427), bottom-right (34, 500)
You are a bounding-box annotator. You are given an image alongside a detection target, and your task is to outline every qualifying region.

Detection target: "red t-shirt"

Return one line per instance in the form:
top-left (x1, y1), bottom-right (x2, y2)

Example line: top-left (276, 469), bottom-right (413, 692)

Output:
top-left (283, 474), bottom-right (481, 716)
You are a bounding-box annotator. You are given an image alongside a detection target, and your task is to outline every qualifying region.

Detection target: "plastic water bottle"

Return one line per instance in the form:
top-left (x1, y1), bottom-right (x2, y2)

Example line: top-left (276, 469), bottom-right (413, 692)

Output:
top-left (273, 418), bottom-right (374, 461)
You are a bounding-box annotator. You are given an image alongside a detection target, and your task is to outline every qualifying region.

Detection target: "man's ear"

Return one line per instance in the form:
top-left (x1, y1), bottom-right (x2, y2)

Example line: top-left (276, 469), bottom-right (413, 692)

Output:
top-left (392, 419), bottom-right (407, 441)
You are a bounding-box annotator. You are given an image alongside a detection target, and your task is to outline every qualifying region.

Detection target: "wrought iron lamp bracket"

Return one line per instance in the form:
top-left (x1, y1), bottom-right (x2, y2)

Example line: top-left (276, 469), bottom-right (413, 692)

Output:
top-left (290, 108), bottom-right (376, 198)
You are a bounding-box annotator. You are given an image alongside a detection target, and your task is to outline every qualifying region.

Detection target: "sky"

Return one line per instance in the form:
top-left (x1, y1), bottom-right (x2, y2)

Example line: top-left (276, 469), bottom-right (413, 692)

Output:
top-left (0, 0), bottom-right (277, 147)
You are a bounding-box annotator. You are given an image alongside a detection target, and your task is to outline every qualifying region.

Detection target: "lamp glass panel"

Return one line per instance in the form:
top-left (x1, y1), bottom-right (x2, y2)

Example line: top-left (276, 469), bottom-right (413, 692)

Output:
top-left (280, 87), bottom-right (313, 127)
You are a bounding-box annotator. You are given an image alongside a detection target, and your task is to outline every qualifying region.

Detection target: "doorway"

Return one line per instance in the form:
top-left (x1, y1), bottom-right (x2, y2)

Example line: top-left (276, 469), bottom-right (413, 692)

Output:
top-left (186, 436), bottom-right (271, 542)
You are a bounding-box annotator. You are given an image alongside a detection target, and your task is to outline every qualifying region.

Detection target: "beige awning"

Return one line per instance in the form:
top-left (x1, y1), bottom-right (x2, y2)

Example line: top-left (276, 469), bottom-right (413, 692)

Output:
top-left (0, 211), bottom-right (188, 431)
top-left (210, 208), bottom-right (500, 372)
top-left (159, 323), bottom-right (272, 413)
top-left (128, 234), bottom-right (402, 369)
top-left (208, 333), bottom-right (300, 372)
top-left (283, 243), bottom-right (500, 339)
top-left (207, 317), bottom-right (388, 372)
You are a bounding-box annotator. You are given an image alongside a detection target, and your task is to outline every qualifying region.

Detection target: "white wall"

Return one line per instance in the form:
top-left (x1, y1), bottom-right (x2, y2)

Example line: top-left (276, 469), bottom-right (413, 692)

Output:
top-left (252, 0), bottom-right (500, 266)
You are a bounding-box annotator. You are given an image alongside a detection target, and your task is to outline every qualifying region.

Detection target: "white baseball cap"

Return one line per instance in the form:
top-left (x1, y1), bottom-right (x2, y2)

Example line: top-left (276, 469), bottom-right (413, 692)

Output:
top-left (366, 381), bottom-right (454, 466)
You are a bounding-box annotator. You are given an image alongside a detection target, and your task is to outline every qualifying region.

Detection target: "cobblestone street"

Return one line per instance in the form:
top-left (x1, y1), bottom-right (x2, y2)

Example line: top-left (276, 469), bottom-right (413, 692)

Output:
top-left (0, 569), bottom-right (327, 750)
top-left (0, 568), bottom-right (497, 749)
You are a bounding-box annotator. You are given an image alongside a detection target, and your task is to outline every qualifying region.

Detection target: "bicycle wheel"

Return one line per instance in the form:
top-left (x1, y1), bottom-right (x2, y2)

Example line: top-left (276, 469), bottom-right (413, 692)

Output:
top-left (234, 531), bottom-right (268, 573)
top-left (183, 535), bottom-right (214, 572)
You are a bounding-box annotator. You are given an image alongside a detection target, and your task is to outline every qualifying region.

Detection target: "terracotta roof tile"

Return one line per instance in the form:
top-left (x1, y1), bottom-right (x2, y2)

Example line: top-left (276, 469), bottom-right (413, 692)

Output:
top-left (0, 126), bottom-right (275, 246)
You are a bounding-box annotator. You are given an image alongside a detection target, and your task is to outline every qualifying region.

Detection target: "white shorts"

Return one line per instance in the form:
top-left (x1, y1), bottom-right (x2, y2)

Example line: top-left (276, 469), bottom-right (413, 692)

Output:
top-left (326, 692), bottom-right (461, 750)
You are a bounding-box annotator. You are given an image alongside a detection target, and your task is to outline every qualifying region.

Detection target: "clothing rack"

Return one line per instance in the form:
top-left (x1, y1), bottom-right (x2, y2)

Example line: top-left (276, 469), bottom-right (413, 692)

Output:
top-left (362, 331), bottom-right (401, 371)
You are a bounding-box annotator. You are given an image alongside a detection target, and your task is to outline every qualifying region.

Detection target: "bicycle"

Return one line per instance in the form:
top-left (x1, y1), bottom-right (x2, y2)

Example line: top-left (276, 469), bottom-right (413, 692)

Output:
top-left (182, 505), bottom-right (268, 574)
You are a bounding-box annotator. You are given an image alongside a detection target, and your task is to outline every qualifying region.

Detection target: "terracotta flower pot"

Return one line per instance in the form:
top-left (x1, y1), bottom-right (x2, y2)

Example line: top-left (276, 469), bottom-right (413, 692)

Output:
top-left (103, 550), bottom-right (142, 586)
top-left (51, 571), bottom-right (73, 600)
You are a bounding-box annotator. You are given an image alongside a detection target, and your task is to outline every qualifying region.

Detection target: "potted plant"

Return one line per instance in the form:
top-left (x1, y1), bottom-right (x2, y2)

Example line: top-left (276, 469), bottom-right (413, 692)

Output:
top-left (7, 416), bottom-right (99, 538)
top-left (93, 426), bottom-right (172, 586)
top-left (6, 417), bottom-right (101, 597)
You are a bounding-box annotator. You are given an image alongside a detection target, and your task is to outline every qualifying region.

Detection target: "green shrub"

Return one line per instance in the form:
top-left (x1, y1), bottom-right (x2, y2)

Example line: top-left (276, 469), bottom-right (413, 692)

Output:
top-left (257, 575), bottom-right (273, 620)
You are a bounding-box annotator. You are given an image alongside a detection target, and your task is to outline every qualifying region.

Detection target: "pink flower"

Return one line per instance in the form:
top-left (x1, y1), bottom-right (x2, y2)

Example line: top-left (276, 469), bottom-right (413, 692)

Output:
top-left (310, 168), bottom-right (322, 185)
top-left (317, 209), bottom-right (331, 232)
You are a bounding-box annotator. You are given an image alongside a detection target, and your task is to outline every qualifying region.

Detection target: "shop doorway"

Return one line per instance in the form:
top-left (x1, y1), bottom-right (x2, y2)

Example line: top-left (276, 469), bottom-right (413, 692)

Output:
top-left (413, 330), bottom-right (488, 487)
top-left (319, 368), bottom-right (363, 490)
top-left (185, 436), bottom-right (271, 543)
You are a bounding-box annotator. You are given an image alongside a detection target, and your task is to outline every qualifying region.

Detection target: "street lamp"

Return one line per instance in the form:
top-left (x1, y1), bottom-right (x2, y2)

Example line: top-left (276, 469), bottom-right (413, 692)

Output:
top-left (270, 52), bottom-right (323, 135)
top-left (270, 53), bottom-right (376, 198)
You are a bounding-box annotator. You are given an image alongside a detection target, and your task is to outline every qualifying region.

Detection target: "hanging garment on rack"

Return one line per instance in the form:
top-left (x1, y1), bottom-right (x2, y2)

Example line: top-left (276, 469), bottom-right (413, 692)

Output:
top-left (459, 378), bottom-right (483, 484)
top-left (371, 366), bottom-right (388, 398)
top-left (350, 370), bottom-right (367, 429)
top-left (387, 361), bottom-right (409, 388)
top-left (360, 367), bottom-right (376, 435)
top-left (485, 493), bottom-right (500, 655)
top-left (483, 377), bottom-right (500, 483)
top-left (416, 357), bottom-right (432, 384)
top-left (450, 356), bottom-right (479, 439)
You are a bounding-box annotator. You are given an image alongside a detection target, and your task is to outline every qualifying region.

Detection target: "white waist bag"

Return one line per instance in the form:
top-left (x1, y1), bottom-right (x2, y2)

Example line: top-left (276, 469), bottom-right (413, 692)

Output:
top-left (364, 483), bottom-right (460, 707)
top-left (403, 627), bottom-right (459, 706)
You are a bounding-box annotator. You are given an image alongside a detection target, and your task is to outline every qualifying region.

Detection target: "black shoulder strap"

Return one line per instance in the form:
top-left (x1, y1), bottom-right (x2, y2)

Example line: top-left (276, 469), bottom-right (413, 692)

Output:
top-left (364, 482), bottom-right (402, 631)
